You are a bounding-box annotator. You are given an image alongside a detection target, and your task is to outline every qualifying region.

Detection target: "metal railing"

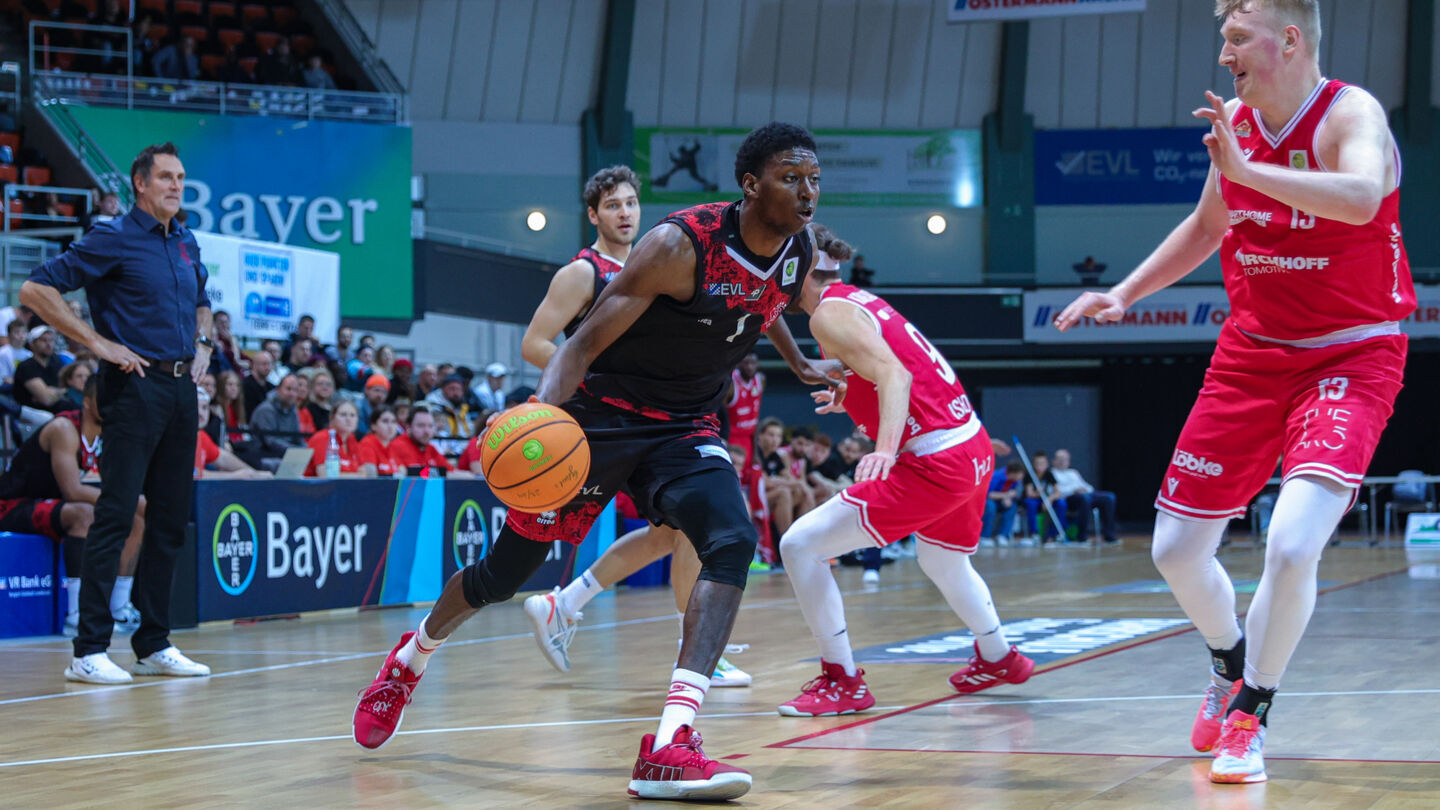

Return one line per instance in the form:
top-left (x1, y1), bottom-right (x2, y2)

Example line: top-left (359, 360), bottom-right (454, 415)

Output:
top-left (29, 22), bottom-right (135, 108)
top-left (32, 70), bottom-right (406, 124)
top-left (0, 62), bottom-right (21, 116)
top-left (312, 0), bottom-right (408, 103)
top-left (0, 235), bottom-right (63, 305)
top-left (2, 183), bottom-right (94, 232)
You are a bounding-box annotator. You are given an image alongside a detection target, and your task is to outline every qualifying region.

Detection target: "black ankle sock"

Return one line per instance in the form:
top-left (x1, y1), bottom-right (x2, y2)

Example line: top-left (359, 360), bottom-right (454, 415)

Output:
top-left (1208, 636), bottom-right (1246, 682)
top-left (1228, 683), bottom-right (1275, 726)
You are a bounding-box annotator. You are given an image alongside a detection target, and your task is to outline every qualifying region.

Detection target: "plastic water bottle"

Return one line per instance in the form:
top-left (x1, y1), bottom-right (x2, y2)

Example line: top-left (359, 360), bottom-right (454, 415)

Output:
top-left (324, 429), bottom-right (342, 479)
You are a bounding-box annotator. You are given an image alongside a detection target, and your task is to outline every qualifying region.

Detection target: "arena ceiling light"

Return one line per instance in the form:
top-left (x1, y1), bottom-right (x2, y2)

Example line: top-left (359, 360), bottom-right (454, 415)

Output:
top-left (526, 210), bottom-right (547, 231)
top-left (926, 214), bottom-right (947, 235)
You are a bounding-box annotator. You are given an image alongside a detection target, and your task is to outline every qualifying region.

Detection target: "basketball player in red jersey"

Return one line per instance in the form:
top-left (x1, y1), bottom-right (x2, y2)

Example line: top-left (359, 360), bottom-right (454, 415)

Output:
top-left (776, 232), bottom-right (1034, 716)
top-left (1056, 0), bottom-right (1415, 784)
top-left (353, 123), bottom-right (842, 801)
top-left (518, 165), bottom-right (750, 687)
top-left (725, 351), bottom-right (764, 463)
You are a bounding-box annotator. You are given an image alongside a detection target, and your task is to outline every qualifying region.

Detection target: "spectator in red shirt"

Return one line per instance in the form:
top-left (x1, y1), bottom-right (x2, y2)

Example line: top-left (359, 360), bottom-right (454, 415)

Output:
top-left (455, 433), bottom-right (485, 475)
top-left (304, 400), bottom-right (365, 477)
top-left (194, 389), bottom-right (266, 479)
top-left (387, 407), bottom-right (452, 471)
top-left (358, 405), bottom-right (402, 476)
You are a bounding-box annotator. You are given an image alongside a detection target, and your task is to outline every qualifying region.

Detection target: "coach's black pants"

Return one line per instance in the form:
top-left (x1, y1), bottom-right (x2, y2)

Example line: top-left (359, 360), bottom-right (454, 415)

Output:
top-left (75, 363), bottom-right (198, 659)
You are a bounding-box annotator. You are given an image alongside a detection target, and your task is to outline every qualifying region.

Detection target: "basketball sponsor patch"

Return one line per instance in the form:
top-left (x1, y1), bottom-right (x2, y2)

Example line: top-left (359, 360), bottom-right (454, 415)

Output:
top-left (847, 617), bottom-right (1188, 665)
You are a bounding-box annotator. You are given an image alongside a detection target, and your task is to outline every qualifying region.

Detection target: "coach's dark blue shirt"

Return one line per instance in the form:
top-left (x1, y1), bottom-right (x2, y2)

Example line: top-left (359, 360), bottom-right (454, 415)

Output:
top-left (29, 207), bottom-right (210, 362)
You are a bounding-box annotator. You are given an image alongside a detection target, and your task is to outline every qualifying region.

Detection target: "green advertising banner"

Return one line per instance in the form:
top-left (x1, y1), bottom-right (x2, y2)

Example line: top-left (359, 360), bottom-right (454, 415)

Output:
top-left (635, 127), bottom-right (982, 208)
top-left (66, 107), bottom-right (413, 319)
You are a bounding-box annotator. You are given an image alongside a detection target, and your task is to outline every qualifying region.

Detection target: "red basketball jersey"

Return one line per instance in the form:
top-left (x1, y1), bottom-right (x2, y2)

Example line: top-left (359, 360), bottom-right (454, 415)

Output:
top-left (726, 369), bottom-right (763, 436)
top-left (1220, 79), bottom-right (1416, 341)
top-left (818, 284), bottom-right (976, 446)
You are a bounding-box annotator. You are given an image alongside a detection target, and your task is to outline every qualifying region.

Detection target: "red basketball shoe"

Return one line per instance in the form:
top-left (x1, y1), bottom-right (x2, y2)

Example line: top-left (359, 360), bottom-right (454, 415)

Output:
top-left (628, 725), bottom-right (752, 801)
top-left (1192, 678), bottom-right (1243, 752)
top-left (948, 643), bottom-right (1035, 694)
top-left (776, 661), bottom-right (876, 717)
top-left (353, 631), bottom-right (424, 749)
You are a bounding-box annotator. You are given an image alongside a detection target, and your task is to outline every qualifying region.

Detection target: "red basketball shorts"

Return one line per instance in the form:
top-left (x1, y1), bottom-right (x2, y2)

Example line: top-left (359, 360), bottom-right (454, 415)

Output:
top-left (1155, 323), bottom-right (1406, 521)
top-left (839, 425), bottom-right (994, 553)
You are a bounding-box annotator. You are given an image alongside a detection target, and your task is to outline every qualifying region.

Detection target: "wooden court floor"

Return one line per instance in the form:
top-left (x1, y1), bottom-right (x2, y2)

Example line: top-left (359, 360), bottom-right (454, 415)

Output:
top-left (2, 536), bottom-right (1438, 808)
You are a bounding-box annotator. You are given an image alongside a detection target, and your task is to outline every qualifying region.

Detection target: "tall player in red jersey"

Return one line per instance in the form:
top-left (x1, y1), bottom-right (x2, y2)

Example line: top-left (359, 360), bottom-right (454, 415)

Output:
top-left (518, 166), bottom-right (750, 688)
top-left (1057, 0), bottom-right (1415, 785)
top-left (352, 123), bottom-right (841, 801)
top-left (725, 351), bottom-right (764, 463)
top-left (775, 231), bottom-right (1035, 717)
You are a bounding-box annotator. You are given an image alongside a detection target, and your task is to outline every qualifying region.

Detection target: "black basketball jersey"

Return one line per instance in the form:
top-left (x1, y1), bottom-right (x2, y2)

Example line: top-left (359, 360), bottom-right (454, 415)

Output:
top-left (0, 411), bottom-right (92, 500)
top-left (562, 246), bottom-right (624, 338)
top-left (580, 201), bottom-right (812, 418)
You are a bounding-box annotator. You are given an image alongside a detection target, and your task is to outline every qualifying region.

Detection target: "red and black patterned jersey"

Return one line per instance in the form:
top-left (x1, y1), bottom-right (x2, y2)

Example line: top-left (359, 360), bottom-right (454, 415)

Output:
top-left (563, 245), bottom-right (625, 338)
top-left (0, 410), bottom-right (94, 500)
top-left (581, 201), bottom-right (812, 418)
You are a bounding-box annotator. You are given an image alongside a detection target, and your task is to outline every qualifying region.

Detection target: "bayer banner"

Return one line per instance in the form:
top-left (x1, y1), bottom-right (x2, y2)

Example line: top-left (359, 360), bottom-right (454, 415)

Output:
top-left (193, 231), bottom-right (340, 342)
top-left (1024, 287), bottom-right (1231, 344)
top-left (948, 0), bottom-right (1145, 24)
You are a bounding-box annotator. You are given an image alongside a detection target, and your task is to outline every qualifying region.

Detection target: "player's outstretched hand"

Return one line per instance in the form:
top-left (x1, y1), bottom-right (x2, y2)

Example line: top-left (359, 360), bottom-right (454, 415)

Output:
top-left (1052, 291), bottom-right (1126, 332)
top-left (485, 396), bottom-right (540, 428)
top-left (1194, 90), bottom-right (1245, 182)
top-left (811, 387), bottom-right (846, 415)
top-left (855, 451), bottom-right (895, 483)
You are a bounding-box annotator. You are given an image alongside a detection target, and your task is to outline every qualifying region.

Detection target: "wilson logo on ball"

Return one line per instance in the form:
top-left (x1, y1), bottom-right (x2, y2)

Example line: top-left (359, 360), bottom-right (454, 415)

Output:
top-left (486, 408), bottom-right (558, 450)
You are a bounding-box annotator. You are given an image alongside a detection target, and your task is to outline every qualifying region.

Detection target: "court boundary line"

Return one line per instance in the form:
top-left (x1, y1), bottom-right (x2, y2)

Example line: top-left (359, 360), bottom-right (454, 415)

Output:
top-left (762, 566), bottom-right (1410, 750)
top-left (779, 745), bottom-right (1440, 766)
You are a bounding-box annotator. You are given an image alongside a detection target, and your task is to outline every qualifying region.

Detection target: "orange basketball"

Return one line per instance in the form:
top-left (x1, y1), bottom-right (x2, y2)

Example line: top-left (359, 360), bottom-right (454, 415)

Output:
top-left (480, 402), bottom-right (591, 513)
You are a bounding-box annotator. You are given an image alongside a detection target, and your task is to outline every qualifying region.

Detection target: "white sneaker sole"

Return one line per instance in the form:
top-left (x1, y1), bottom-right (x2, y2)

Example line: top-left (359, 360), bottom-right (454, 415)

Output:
top-left (132, 662), bottom-right (210, 677)
top-left (711, 673), bottom-right (752, 688)
top-left (522, 595), bottom-right (572, 673)
top-left (64, 663), bottom-right (133, 685)
top-left (1210, 767), bottom-right (1267, 784)
top-left (627, 771), bottom-right (752, 800)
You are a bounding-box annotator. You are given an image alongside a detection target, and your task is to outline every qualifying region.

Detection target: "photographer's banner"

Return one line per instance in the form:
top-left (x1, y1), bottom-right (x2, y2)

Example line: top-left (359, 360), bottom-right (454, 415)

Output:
top-left (64, 106), bottom-right (412, 319)
top-left (195, 479), bottom-right (612, 622)
top-left (193, 231), bottom-right (340, 342)
top-left (636, 128), bottom-right (981, 207)
top-left (948, 0), bottom-right (1145, 23)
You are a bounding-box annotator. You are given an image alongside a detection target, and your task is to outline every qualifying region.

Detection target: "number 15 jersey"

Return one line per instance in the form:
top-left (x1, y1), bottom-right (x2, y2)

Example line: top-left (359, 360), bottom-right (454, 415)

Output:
top-left (817, 283), bottom-right (976, 447)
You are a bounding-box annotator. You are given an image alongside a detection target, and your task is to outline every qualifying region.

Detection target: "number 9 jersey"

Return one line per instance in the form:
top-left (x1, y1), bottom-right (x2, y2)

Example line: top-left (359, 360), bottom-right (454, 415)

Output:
top-left (817, 283), bottom-right (977, 449)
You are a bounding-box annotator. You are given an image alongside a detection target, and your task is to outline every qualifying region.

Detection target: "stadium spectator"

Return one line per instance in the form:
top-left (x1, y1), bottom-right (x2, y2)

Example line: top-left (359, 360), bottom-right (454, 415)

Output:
top-left (1025, 450), bottom-right (1065, 544)
top-left (297, 369), bottom-right (335, 434)
top-left (243, 350), bottom-right (275, 415)
top-left (302, 55), bottom-right (337, 90)
top-left (130, 14), bottom-right (161, 75)
top-left (198, 371), bottom-right (217, 402)
top-left (982, 461), bottom-right (1027, 546)
top-left (849, 254), bottom-right (875, 287)
top-left (287, 315), bottom-right (316, 353)
top-left (455, 433), bottom-right (484, 475)
top-left (325, 325), bottom-right (354, 369)
top-left (262, 338), bottom-right (283, 364)
top-left (15, 326), bottom-right (67, 412)
top-left (804, 433), bottom-right (850, 501)
top-left (346, 345), bottom-right (376, 392)
top-left (454, 366), bottom-right (485, 413)
top-left (197, 376), bottom-right (225, 449)
top-left (258, 37), bottom-right (302, 86)
top-left (217, 51), bottom-right (253, 85)
top-left (58, 361), bottom-right (90, 410)
top-left (208, 310), bottom-right (247, 375)
top-left (392, 402), bottom-right (412, 429)
top-left (152, 36), bottom-right (200, 81)
top-left (87, 0), bottom-right (127, 73)
top-left (756, 417), bottom-right (814, 537)
top-left (388, 357), bottom-right (416, 404)
top-left (375, 344), bottom-right (396, 378)
top-left (358, 405), bottom-right (402, 475)
top-left (0, 318), bottom-right (32, 382)
top-left (356, 373), bottom-right (389, 436)
top-left (282, 338), bottom-right (314, 377)
top-left (474, 362), bottom-right (509, 413)
top-left (249, 373), bottom-right (305, 463)
top-left (437, 362), bottom-right (455, 379)
top-left (193, 389), bottom-right (264, 479)
top-left (1050, 448), bottom-right (1119, 545)
top-left (414, 363), bottom-right (438, 401)
top-left (214, 370), bottom-right (248, 447)
top-left (304, 400), bottom-right (364, 477)
top-left (425, 373), bottom-right (474, 454)
top-left (388, 407), bottom-right (452, 470)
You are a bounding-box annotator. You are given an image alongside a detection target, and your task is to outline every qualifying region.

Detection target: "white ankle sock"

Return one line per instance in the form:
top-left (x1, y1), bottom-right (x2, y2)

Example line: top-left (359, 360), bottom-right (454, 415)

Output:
top-left (110, 576), bottom-right (133, 615)
top-left (65, 578), bottom-right (80, 617)
top-left (395, 615), bottom-right (448, 674)
top-left (656, 667), bottom-right (709, 744)
top-left (558, 570), bottom-right (603, 620)
top-left (972, 625), bottom-right (1012, 663)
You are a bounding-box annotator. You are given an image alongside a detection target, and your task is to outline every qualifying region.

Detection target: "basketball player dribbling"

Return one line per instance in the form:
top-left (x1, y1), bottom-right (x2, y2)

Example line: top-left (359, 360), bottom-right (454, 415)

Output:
top-left (775, 230), bottom-right (1034, 717)
top-left (518, 165), bottom-right (750, 687)
top-left (353, 122), bottom-right (842, 801)
top-left (1056, 0), bottom-right (1415, 784)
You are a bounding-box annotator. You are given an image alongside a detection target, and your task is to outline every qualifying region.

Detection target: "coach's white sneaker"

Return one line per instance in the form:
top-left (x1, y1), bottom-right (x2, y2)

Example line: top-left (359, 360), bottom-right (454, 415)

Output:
top-left (65, 652), bottom-right (133, 684)
top-left (524, 588), bottom-right (580, 673)
top-left (133, 646), bottom-right (211, 677)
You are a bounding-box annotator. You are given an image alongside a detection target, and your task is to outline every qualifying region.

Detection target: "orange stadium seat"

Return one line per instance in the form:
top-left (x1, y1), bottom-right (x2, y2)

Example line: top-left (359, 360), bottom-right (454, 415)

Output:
top-left (253, 31), bottom-right (280, 52)
top-left (138, 0), bottom-right (166, 13)
top-left (0, 133), bottom-right (19, 153)
top-left (23, 166), bottom-right (51, 186)
top-left (0, 166), bottom-right (17, 185)
top-left (54, 202), bottom-right (75, 218)
top-left (200, 53), bottom-right (224, 77)
top-left (239, 56), bottom-right (258, 75)
top-left (217, 28), bottom-right (245, 50)
top-left (290, 34), bottom-right (314, 55)
top-left (271, 6), bottom-right (297, 30)
top-left (181, 25), bottom-right (209, 43)
top-left (8, 198), bottom-right (23, 216)
top-left (241, 4), bottom-right (269, 24)
top-left (209, 2), bottom-right (236, 22)
top-left (174, 0), bottom-right (202, 15)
